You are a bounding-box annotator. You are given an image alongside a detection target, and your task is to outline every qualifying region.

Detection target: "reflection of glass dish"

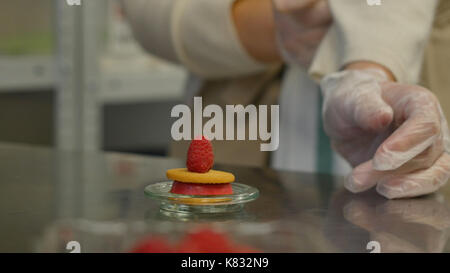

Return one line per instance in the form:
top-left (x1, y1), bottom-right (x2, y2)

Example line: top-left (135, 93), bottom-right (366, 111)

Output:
top-left (155, 208), bottom-right (256, 222)
top-left (144, 181), bottom-right (259, 215)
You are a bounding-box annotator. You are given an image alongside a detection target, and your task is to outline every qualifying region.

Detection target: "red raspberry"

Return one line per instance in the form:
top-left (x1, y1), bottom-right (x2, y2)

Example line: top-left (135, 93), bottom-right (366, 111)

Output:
top-left (186, 136), bottom-right (214, 173)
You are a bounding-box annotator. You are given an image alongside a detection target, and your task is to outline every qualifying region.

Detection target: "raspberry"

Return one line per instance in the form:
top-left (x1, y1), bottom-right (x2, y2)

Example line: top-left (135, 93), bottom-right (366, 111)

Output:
top-left (186, 136), bottom-right (214, 173)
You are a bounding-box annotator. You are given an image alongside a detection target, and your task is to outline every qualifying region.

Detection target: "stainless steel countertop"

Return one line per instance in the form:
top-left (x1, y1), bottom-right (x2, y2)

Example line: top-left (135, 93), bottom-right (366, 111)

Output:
top-left (1, 143), bottom-right (449, 253)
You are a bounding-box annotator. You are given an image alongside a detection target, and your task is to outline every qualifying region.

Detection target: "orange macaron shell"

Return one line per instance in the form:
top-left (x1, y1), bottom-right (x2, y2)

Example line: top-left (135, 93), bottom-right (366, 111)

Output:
top-left (166, 168), bottom-right (235, 184)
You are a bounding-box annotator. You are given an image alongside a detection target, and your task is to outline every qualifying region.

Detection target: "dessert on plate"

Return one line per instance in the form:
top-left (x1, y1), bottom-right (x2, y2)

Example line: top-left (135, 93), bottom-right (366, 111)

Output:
top-left (166, 136), bottom-right (235, 196)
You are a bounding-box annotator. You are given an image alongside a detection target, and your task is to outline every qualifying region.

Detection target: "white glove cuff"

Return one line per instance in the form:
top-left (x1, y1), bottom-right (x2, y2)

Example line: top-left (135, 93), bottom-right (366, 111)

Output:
top-left (320, 68), bottom-right (387, 98)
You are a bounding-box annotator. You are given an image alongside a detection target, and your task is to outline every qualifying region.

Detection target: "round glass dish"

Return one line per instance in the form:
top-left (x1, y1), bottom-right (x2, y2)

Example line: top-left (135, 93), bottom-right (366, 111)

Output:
top-left (144, 181), bottom-right (259, 215)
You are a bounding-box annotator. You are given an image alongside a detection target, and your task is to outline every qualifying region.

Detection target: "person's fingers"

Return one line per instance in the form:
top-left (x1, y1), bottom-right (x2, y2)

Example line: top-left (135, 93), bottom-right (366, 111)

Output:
top-left (391, 139), bottom-right (444, 173)
top-left (321, 70), bottom-right (393, 139)
top-left (356, 139), bottom-right (443, 178)
top-left (351, 79), bottom-right (394, 133)
top-left (376, 153), bottom-right (450, 199)
top-left (334, 135), bottom-right (382, 166)
top-left (348, 145), bottom-right (448, 195)
top-left (373, 116), bottom-right (440, 171)
top-left (438, 103), bottom-right (450, 153)
top-left (373, 84), bottom-right (441, 171)
top-left (345, 160), bottom-right (382, 193)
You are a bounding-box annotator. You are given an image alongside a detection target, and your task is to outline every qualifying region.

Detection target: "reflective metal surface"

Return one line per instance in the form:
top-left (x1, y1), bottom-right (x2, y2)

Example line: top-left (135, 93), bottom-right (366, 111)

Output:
top-left (0, 143), bottom-right (449, 253)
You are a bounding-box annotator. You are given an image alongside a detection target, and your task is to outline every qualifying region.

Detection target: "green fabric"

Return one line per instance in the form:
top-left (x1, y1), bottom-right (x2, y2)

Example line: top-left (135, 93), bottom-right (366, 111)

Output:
top-left (315, 93), bottom-right (333, 174)
top-left (315, 92), bottom-right (335, 207)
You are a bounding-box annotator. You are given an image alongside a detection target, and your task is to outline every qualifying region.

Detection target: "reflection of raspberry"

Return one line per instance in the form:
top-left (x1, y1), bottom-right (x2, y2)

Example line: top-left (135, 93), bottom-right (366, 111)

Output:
top-left (186, 136), bottom-right (214, 173)
top-left (129, 228), bottom-right (259, 253)
top-left (176, 229), bottom-right (233, 253)
top-left (175, 228), bottom-right (259, 253)
top-left (130, 236), bottom-right (172, 253)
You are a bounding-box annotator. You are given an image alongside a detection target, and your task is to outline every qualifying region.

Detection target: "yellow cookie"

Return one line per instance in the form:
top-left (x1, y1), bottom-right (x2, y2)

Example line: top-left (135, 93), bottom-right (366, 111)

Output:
top-left (166, 168), bottom-right (235, 184)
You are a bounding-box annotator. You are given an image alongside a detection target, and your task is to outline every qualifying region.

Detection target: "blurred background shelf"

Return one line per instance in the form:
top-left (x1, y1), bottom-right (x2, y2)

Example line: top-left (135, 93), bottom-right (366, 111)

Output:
top-left (0, 0), bottom-right (187, 156)
top-left (98, 56), bottom-right (186, 104)
top-left (0, 56), bottom-right (55, 92)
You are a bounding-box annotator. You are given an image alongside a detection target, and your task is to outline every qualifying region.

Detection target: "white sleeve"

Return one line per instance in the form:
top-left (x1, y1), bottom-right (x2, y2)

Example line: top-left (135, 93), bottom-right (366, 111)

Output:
top-left (121, 0), bottom-right (178, 64)
top-left (121, 0), bottom-right (267, 79)
top-left (309, 0), bottom-right (439, 84)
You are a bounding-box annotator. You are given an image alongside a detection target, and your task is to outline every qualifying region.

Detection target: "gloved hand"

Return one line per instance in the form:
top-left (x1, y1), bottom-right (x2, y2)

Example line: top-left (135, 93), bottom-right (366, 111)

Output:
top-left (321, 69), bottom-right (450, 199)
top-left (272, 0), bottom-right (331, 67)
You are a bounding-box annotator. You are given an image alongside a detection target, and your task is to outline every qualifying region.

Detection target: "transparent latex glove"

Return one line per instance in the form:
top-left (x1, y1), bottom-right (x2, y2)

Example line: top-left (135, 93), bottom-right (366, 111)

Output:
top-left (320, 69), bottom-right (450, 199)
top-left (272, 0), bottom-right (331, 67)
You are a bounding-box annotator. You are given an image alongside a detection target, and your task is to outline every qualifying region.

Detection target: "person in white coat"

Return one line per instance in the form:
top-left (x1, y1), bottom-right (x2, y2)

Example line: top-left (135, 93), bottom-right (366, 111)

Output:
top-left (121, 0), bottom-right (450, 199)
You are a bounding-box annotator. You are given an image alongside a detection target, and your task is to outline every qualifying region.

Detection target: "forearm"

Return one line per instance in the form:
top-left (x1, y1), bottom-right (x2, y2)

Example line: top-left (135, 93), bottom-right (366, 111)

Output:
top-left (232, 0), bottom-right (281, 64)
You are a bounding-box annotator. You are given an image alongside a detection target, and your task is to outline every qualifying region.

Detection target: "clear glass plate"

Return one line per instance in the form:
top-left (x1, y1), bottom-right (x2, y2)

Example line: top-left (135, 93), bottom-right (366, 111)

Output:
top-left (144, 181), bottom-right (259, 215)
